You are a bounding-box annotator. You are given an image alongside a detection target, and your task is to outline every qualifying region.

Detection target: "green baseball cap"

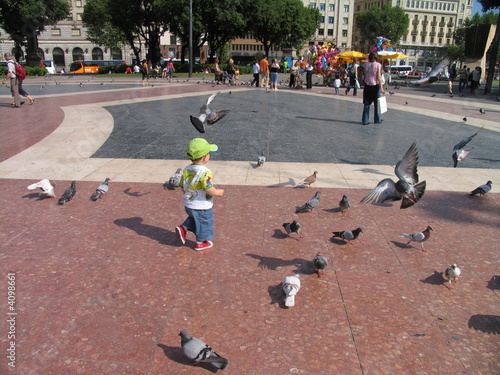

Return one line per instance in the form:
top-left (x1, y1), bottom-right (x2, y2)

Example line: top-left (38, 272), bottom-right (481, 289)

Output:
top-left (187, 138), bottom-right (218, 160)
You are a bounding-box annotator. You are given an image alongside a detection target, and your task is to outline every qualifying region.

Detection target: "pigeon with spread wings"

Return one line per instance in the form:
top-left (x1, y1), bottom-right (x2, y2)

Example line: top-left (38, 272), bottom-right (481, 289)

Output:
top-left (361, 142), bottom-right (426, 209)
top-left (190, 92), bottom-right (229, 133)
top-left (452, 126), bottom-right (483, 167)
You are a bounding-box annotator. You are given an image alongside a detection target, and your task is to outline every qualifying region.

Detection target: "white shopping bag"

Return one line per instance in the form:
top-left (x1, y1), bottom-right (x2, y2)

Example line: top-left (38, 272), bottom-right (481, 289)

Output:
top-left (378, 95), bottom-right (387, 114)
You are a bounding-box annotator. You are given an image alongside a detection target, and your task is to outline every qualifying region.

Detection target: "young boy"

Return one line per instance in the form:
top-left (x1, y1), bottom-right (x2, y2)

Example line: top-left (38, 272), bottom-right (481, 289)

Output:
top-left (333, 74), bottom-right (341, 94)
top-left (176, 138), bottom-right (225, 250)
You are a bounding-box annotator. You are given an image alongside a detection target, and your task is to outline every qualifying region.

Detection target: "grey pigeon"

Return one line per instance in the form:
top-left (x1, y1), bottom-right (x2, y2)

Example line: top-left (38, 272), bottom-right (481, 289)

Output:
top-left (27, 179), bottom-right (56, 198)
top-left (452, 127), bottom-right (483, 167)
top-left (443, 264), bottom-right (461, 289)
top-left (469, 180), bottom-right (492, 196)
top-left (168, 168), bottom-right (182, 188)
top-left (339, 195), bottom-right (350, 213)
top-left (360, 142), bottom-right (426, 209)
top-left (299, 171), bottom-right (318, 187)
top-left (479, 108), bottom-right (485, 114)
top-left (190, 92), bottom-right (229, 133)
top-left (283, 274), bottom-right (301, 307)
top-left (257, 151), bottom-right (266, 167)
top-left (90, 178), bottom-right (110, 201)
top-left (283, 220), bottom-right (302, 238)
top-left (312, 253), bottom-right (328, 277)
top-left (57, 181), bottom-right (76, 205)
top-left (332, 227), bottom-right (363, 244)
top-left (179, 330), bottom-right (228, 370)
top-left (401, 225), bottom-right (433, 252)
top-left (296, 191), bottom-right (321, 213)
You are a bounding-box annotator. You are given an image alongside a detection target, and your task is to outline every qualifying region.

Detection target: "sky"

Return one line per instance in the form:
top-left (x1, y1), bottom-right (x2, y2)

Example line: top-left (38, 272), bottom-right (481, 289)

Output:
top-left (471, 0), bottom-right (500, 15)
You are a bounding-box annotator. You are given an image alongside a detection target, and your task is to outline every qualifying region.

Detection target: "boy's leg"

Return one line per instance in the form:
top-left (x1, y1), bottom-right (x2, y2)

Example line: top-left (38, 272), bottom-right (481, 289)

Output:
top-left (189, 208), bottom-right (214, 250)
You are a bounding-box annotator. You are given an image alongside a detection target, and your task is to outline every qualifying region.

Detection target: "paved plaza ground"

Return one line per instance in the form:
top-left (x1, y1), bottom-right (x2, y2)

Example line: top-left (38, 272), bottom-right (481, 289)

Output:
top-left (0, 74), bottom-right (499, 374)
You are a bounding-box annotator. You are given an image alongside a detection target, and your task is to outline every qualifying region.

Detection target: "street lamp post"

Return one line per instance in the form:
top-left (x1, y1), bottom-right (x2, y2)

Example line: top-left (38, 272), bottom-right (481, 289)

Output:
top-left (189, 0), bottom-right (193, 77)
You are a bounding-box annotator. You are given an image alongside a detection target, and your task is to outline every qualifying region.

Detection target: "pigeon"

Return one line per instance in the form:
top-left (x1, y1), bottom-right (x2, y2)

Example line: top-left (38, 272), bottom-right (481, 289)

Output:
top-left (90, 178), bottom-right (110, 201)
top-left (401, 225), bottom-right (433, 252)
top-left (360, 142), bottom-right (426, 209)
top-left (79, 82), bottom-right (83, 87)
top-left (296, 191), bottom-right (321, 213)
top-left (257, 151), bottom-right (266, 167)
top-left (312, 253), bottom-right (328, 277)
top-left (332, 227), bottom-right (363, 244)
top-left (283, 274), bottom-right (301, 307)
top-left (463, 117), bottom-right (467, 122)
top-left (339, 195), bottom-right (350, 213)
top-left (190, 92), bottom-right (229, 133)
top-left (27, 179), bottom-right (56, 198)
top-left (282, 220), bottom-right (302, 238)
top-left (298, 171), bottom-right (318, 188)
top-left (479, 108), bottom-right (485, 114)
top-left (405, 101), bottom-right (408, 105)
top-left (57, 181), bottom-right (76, 205)
top-left (431, 94), bottom-right (436, 97)
top-left (178, 330), bottom-right (228, 370)
top-left (167, 168), bottom-right (182, 188)
top-left (443, 264), bottom-right (461, 288)
top-left (452, 126), bottom-right (483, 167)
top-left (469, 180), bottom-right (492, 196)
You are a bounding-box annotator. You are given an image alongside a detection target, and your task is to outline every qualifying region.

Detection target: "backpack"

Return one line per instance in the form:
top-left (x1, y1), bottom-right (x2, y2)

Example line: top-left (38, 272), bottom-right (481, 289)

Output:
top-left (15, 63), bottom-right (26, 81)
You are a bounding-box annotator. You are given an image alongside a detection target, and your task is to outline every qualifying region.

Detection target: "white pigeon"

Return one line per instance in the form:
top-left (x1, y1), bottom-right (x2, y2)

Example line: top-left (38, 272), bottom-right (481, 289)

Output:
top-left (168, 168), bottom-right (182, 188)
top-left (190, 92), bottom-right (229, 133)
top-left (283, 274), bottom-right (301, 307)
top-left (257, 151), bottom-right (266, 167)
top-left (443, 264), bottom-right (461, 288)
top-left (27, 179), bottom-right (56, 198)
top-left (179, 330), bottom-right (228, 370)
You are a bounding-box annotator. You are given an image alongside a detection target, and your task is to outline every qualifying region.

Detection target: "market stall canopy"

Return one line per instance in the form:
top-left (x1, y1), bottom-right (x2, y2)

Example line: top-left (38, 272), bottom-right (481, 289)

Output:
top-left (337, 51), bottom-right (368, 59)
top-left (377, 51), bottom-right (408, 59)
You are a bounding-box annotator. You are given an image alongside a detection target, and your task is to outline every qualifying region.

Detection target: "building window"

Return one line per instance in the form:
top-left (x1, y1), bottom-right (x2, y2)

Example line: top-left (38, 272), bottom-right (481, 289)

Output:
top-left (409, 49), bottom-right (416, 56)
top-left (72, 47), bottom-right (84, 61)
top-left (111, 47), bottom-right (123, 60)
top-left (319, 3), bottom-right (325, 11)
top-left (71, 28), bottom-right (81, 36)
top-left (344, 5), bottom-right (349, 12)
top-left (343, 17), bottom-right (348, 24)
top-left (76, 13), bottom-right (82, 21)
top-left (51, 28), bottom-right (61, 36)
top-left (320, 16), bottom-right (325, 23)
top-left (461, 4), bottom-right (465, 11)
top-left (328, 16), bottom-right (334, 23)
top-left (92, 47), bottom-right (104, 60)
top-left (309, 2), bottom-right (315, 8)
top-left (342, 29), bottom-right (348, 37)
top-left (341, 43), bottom-right (347, 48)
top-left (421, 36), bottom-right (425, 42)
top-left (458, 18), bottom-right (462, 25)
top-left (329, 4), bottom-right (335, 11)
top-left (327, 29), bottom-right (334, 36)
top-left (75, 0), bottom-right (82, 6)
top-left (430, 37), bottom-right (434, 43)
top-left (318, 29), bottom-right (324, 36)
top-left (397, 0), bottom-right (401, 5)
top-left (67, 14), bottom-right (73, 21)
top-left (427, 50), bottom-right (433, 56)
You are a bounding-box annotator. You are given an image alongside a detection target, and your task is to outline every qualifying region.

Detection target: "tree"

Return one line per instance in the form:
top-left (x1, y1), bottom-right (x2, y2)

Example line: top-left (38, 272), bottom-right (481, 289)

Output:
top-left (248, 0), bottom-right (320, 57)
top-left (355, 3), bottom-right (409, 49)
top-left (0, 0), bottom-right (70, 66)
top-left (477, 0), bottom-right (499, 94)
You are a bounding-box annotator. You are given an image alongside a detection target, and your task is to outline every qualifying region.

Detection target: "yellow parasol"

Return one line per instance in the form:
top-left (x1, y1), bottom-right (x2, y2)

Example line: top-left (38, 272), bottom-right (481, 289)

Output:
top-left (336, 51), bottom-right (368, 59)
top-left (377, 51), bottom-right (408, 59)
top-left (334, 55), bottom-right (354, 64)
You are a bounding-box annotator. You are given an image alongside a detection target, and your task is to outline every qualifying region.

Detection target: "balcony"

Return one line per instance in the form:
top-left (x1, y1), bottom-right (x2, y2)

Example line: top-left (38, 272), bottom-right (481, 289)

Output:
top-left (438, 32), bottom-right (444, 37)
top-left (420, 31), bottom-right (428, 37)
top-left (430, 31), bottom-right (436, 37)
top-left (447, 22), bottom-right (454, 27)
top-left (439, 21), bottom-right (446, 27)
top-left (411, 30), bottom-right (419, 36)
top-left (431, 21), bottom-right (437, 26)
top-left (422, 20), bottom-right (428, 26)
top-left (412, 20), bottom-right (420, 25)
top-left (445, 33), bottom-right (453, 38)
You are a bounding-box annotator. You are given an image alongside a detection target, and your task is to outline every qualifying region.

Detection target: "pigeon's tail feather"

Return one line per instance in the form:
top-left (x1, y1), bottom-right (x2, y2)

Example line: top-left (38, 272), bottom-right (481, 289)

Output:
top-left (90, 191), bottom-right (101, 201)
top-left (332, 231), bottom-right (342, 238)
top-left (57, 199), bottom-right (67, 205)
top-left (295, 204), bottom-right (308, 213)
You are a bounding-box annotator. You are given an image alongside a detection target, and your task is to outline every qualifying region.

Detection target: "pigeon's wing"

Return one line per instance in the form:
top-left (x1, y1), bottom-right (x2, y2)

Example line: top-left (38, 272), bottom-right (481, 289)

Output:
top-left (412, 56), bottom-right (451, 85)
top-left (190, 115), bottom-right (206, 133)
top-left (360, 178), bottom-right (398, 204)
top-left (395, 142), bottom-right (419, 184)
top-left (401, 180), bottom-right (426, 209)
top-left (453, 126), bottom-right (483, 152)
top-left (206, 110), bottom-right (229, 125)
top-left (205, 92), bottom-right (219, 107)
top-left (452, 151), bottom-right (459, 168)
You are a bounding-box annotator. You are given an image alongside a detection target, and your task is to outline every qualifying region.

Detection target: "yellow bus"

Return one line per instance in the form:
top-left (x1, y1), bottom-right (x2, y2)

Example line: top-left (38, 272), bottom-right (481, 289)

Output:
top-left (69, 60), bottom-right (126, 73)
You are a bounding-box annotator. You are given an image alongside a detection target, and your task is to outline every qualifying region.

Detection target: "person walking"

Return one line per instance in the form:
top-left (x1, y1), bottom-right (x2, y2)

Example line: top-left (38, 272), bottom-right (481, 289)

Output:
top-left (333, 74), bottom-right (341, 94)
top-left (251, 60), bottom-right (260, 87)
top-left (259, 56), bottom-right (269, 88)
top-left (289, 61), bottom-right (299, 88)
top-left (458, 65), bottom-right (467, 91)
top-left (18, 78), bottom-right (34, 105)
top-left (470, 66), bottom-right (480, 93)
top-left (2, 53), bottom-right (23, 108)
top-left (269, 58), bottom-right (280, 90)
top-left (305, 63), bottom-right (313, 89)
top-left (361, 52), bottom-right (384, 125)
top-left (345, 60), bottom-right (360, 96)
top-left (141, 60), bottom-right (149, 86)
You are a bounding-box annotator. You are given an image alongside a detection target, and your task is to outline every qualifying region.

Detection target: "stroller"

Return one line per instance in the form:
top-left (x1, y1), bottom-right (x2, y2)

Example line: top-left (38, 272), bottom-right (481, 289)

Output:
top-left (221, 71), bottom-right (234, 85)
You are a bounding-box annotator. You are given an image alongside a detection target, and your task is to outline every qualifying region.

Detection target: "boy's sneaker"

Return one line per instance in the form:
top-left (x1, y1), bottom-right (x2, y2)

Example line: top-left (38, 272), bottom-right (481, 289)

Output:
top-left (194, 241), bottom-right (213, 251)
top-left (176, 226), bottom-right (187, 245)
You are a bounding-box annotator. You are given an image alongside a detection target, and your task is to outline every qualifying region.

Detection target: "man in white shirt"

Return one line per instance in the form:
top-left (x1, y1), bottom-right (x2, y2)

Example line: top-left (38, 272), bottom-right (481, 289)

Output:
top-left (2, 53), bottom-right (22, 107)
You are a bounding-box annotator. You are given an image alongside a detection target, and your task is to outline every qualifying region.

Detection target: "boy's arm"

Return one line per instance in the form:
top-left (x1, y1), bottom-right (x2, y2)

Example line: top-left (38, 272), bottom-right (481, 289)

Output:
top-left (205, 186), bottom-right (224, 197)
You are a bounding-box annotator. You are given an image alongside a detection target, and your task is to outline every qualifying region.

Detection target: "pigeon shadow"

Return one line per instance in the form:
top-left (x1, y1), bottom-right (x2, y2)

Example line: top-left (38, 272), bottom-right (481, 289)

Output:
top-left (246, 254), bottom-right (307, 271)
top-left (467, 315), bottom-right (500, 335)
top-left (323, 207), bottom-right (342, 213)
top-left (267, 178), bottom-right (296, 188)
top-left (487, 275), bottom-right (500, 290)
top-left (391, 240), bottom-right (413, 250)
top-left (157, 344), bottom-right (218, 373)
top-left (250, 162), bottom-right (261, 169)
top-left (123, 187), bottom-right (151, 197)
top-left (162, 182), bottom-right (175, 191)
top-left (268, 282), bottom-right (287, 308)
top-left (330, 237), bottom-right (350, 245)
top-left (22, 193), bottom-right (51, 201)
top-left (114, 217), bottom-right (175, 245)
top-left (271, 229), bottom-right (289, 239)
top-left (420, 271), bottom-right (445, 286)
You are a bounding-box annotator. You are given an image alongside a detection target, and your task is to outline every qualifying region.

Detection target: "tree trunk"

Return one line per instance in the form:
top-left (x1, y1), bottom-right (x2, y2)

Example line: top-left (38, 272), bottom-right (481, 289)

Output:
top-left (25, 33), bottom-right (41, 67)
top-left (483, 13), bottom-right (500, 95)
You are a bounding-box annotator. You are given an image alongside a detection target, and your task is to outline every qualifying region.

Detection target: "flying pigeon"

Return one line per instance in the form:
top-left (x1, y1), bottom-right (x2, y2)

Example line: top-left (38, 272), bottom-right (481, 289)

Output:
top-left (190, 92), bottom-right (229, 133)
top-left (282, 220), bottom-right (302, 238)
top-left (257, 151), bottom-right (266, 167)
top-left (452, 126), bottom-right (483, 167)
top-left (469, 180), bottom-right (492, 196)
top-left (57, 181), bottom-right (76, 205)
top-left (339, 195), bottom-right (350, 213)
top-left (443, 264), bottom-right (461, 288)
top-left (283, 274), bottom-right (301, 307)
top-left (412, 56), bottom-right (451, 86)
top-left (401, 225), bottom-right (433, 252)
top-left (27, 179), bottom-right (56, 198)
top-left (168, 168), bottom-right (182, 188)
top-left (178, 330), bottom-right (228, 370)
top-left (90, 178), bottom-right (110, 201)
top-left (332, 227), bottom-right (363, 244)
top-left (298, 171), bottom-right (318, 188)
top-left (360, 142), bottom-right (426, 209)
top-left (296, 191), bottom-right (321, 213)
top-left (312, 253), bottom-right (328, 277)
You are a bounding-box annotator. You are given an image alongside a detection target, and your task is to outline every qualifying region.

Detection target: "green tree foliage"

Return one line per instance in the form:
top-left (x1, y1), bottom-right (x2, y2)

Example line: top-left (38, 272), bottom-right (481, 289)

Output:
top-left (247, 0), bottom-right (320, 57)
top-left (470, 11), bottom-right (499, 25)
top-left (0, 0), bottom-right (70, 66)
top-left (355, 3), bottom-right (409, 48)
